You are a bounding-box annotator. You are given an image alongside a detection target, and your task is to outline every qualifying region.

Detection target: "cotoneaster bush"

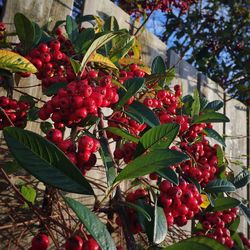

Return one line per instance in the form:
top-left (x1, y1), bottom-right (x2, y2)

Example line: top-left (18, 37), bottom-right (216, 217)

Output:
top-left (0, 13), bottom-right (249, 250)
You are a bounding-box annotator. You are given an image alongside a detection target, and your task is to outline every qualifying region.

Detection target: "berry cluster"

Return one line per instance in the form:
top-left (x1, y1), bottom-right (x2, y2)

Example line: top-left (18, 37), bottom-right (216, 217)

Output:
top-left (114, 142), bottom-right (137, 163)
top-left (38, 74), bottom-right (119, 127)
top-left (46, 129), bottom-right (99, 175)
top-left (239, 232), bottom-right (250, 249)
top-left (179, 139), bottom-right (219, 186)
top-left (0, 96), bottom-right (30, 129)
top-left (159, 179), bottom-right (203, 227)
top-left (65, 235), bottom-right (101, 250)
top-left (196, 208), bottom-right (239, 248)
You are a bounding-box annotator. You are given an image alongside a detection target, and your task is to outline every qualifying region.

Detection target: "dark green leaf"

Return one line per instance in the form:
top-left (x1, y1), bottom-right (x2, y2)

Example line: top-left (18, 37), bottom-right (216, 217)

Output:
top-left (125, 202), bottom-right (151, 221)
top-left (44, 82), bottom-right (68, 96)
top-left (163, 236), bottom-right (228, 250)
top-left (205, 179), bottom-right (235, 193)
top-left (135, 123), bottom-right (180, 157)
top-left (27, 107), bottom-right (39, 121)
top-left (116, 77), bottom-right (145, 110)
top-left (65, 197), bottom-right (116, 250)
top-left (157, 167), bottom-right (179, 185)
top-left (200, 96), bottom-right (209, 111)
top-left (106, 127), bottom-right (139, 143)
top-left (104, 16), bottom-right (119, 31)
top-left (191, 89), bottom-right (200, 117)
top-left (181, 95), bottom-right (194, 116)
top-left (73, 28), bottom-right (95, 53)
top-left (3, 127), bottom-right (94, 195)
top-left (192, 112), bottom-right (229, 124)
top-left (2, 161), bottom-right (22, 174)
top-left (40, 122), bottom-right (53, 134)
top-left (123, 109), bottom-right (144, 124)
top-left (128, 101), bottom-right (160, 127)
top-left (239, 204), bottom-right (250, 226)
top-left (233, 170), bottom-right (250, 189)
top-left (115, 149), bottom-right (189, 182)
top-left (19, 95), bottom-right (35, 107)
top-left (152, 56), bottom-right (166, 74)
top-left (66, 15), bottom-right (78, 42)
top-left (203, 128), bottom-right (226, 147)
top-left (14, 13), bottom-right (35, 53)
top-left (99, 138), bottom-right (116, 186)
top-left (231, 232), bottom-right (244, 250)
top-left (205, 100), bottom-right (224, 111)
top-left (229, 216), bottom-right (240, 232)
top-left (51, 20), bottom-right (65, 34)
top-left (21, 185), bottom-right (36, 207)
top-left (32, 23), bottom-right (43, 46)
top-left (211, 197), bottom-right (241, 211)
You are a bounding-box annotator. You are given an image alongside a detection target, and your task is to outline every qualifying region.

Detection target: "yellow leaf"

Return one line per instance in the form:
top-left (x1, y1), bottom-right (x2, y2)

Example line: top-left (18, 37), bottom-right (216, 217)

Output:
top-left (119, 57), bottom-right (144, 66)
top-left (132, 39), bottom-right (141, 59)
top-left (90, 53), bottom-right (118, 70)
top-left (94, 16), bottom-right (104, 32)
top-left (200, 194), bottom-right (210, 208)
top-left (139, 65), bottom-right (151, 75)
top-left (0, 50), bottom-right (37, 73)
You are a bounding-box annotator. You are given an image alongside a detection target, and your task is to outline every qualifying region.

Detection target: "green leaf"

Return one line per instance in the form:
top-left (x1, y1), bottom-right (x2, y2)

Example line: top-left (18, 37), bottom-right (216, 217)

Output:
top-left (80, 31), bottom-right (120, 72)
top-left (32, 23), bottom-right (43, 46)
top-left (211, 197), bottom-right (241, 211)
top-left (123, 109), bottom-right (144, 124)
top-left (152, 56), bottom-right (166, 74)
top-left (2, 161), bottom-right (22, 174)
top-left (19, 95), bottom-right (35, 107)
top-left (21, 185), bottom-right (36, 207)
top-left (65, 197), bottom-right (116, 250)
top-left (99, 138), bottom-right (116, 186)
top-left (205, 100), bottom-right (224, 111)
top-left (69, 58), bottom-right (80, 75)
top-left (14, 13), bottom-right (35, 53)
top-left (135, 123), bottom-right (180, 157)
top-left (103, 16), bottom-right (119, 31)
top-left (231, 232), bottom-right (244, 250)
top-left (191, 89), bottom-right (201, 117)
top-left (125, 202), bottom-right (151, 221)
top-left (127, 101), bottom-right (160, 127)
top-left (216, 146), bottom-right (225, 167)
top-left (115, 149), bottom-right (189, 182)
top-left (233, 170), bottom-right (250, 189)
top-left (73, 28), bottom-right (95, 53)
top-left (157, 167), bottom-right (179, 185)
top-left (3, 127), bottom-right (94, 195)
top-left (163, 236), bottom-right (228, 250)
top-left (116, 77), bottom-right (145, 110)
top-left (181, 95), bottom-right (194, 116)
top-left (229, 216), bottom-right (240, 232)
top-left (109, 33), bottom-right (135, 62)
top-left (200, 96), bottom-right (209, 111)
top-left (44, 82), bottom-right (68, 96)
top-left (192, 112), bottom-right (229, 124)
top-left (27, 107), bottom-right (39, 121)
top-left (40, 122), bottom-right (53, 134)
top-left (106, 127), bottom-right (139, 143)
top-left (165, 68), bottom-right (176, 85)
top-left (239, 204), bottom-right (250, 226)
top-left (205, 179), bottom-right (235, 193)
top-left (66, 15), bottom-right (78, 42)
top-left (137, 200), bottom-right (167, 244)
top-left (203, 128), bottom-right (226, 147)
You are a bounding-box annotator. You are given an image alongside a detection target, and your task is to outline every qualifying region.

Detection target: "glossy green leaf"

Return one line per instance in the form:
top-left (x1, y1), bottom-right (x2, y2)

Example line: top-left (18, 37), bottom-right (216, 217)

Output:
top-left (80, 31), bottom-right (120, 72)
top-left (163, 236), bottom-right (228, 250)
top-left (27, 107), bottom-right (39, 121)
top-left (73, 28), bottom-right (95, 53)
top-left (44, 82), bottom-right (68, 96)
top-left (21, 185), bottom-right (36, 207)
top-left (191, 89), bottom-right (201, 117)
top-left (104, 16), bottom-right (119, 31)
top-left (32, 22), bottom-right (43, 46)
top-left (116, 77), bottom-right (145, 110)
top-left (233, 170), bottom-right (250, 189)
top-left (115, 149), bottom-right (189, 182)
top-left (205, 179), bottom-right (235, 193)
top-left (99, 138), bottom-right (116, 186)
top-left (106, 127), bottom-right (139, 143)
top-left (203, 128), bottom-right (226, 147)
top-left (135, 123), bottom-right (180, 157)
top-left (192, 112), bottom-right (229, 124)
top-left (211, 197), bottom-right (241, 211)
top-left (205, 100), bottom-right (224, 111)
top-left (127, 101), bottom-right (160, 127)
top-left (229, 216), bottom-right (240, 232)
top-left (125, 202), bottom-right (151, 221)
top-left (14, 13), bottom-right (35, 53)
top-left (65, 197), bottom-right (116, 250)
top-left (3, 127), bottom-right (94, 195)
top-left (157, 167), bottom-right (179, 185)
top-left (152, 56), bottom-right (166, 75)
top-left (123, 109), bottom-right (144, 124)
top-left (66, 15), bottom-right (78, 42)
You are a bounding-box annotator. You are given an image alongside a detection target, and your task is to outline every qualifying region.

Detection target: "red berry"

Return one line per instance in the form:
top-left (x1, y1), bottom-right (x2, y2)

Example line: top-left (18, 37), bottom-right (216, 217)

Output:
top-left (46, 129), bottom-right (63, 143)
top-left (65, 235), bottom-right (83, 250)
top-left (31, 233), bottom-right (50, 250)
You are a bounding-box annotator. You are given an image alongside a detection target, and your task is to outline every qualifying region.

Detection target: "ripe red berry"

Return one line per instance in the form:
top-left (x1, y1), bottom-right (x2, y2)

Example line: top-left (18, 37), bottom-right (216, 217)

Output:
top-left (65, 235), bottom-right (84, 250)
top-left (46, 129), bottom-right (63, 143)
top-left (31, 233), bottom-right (50, 250)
